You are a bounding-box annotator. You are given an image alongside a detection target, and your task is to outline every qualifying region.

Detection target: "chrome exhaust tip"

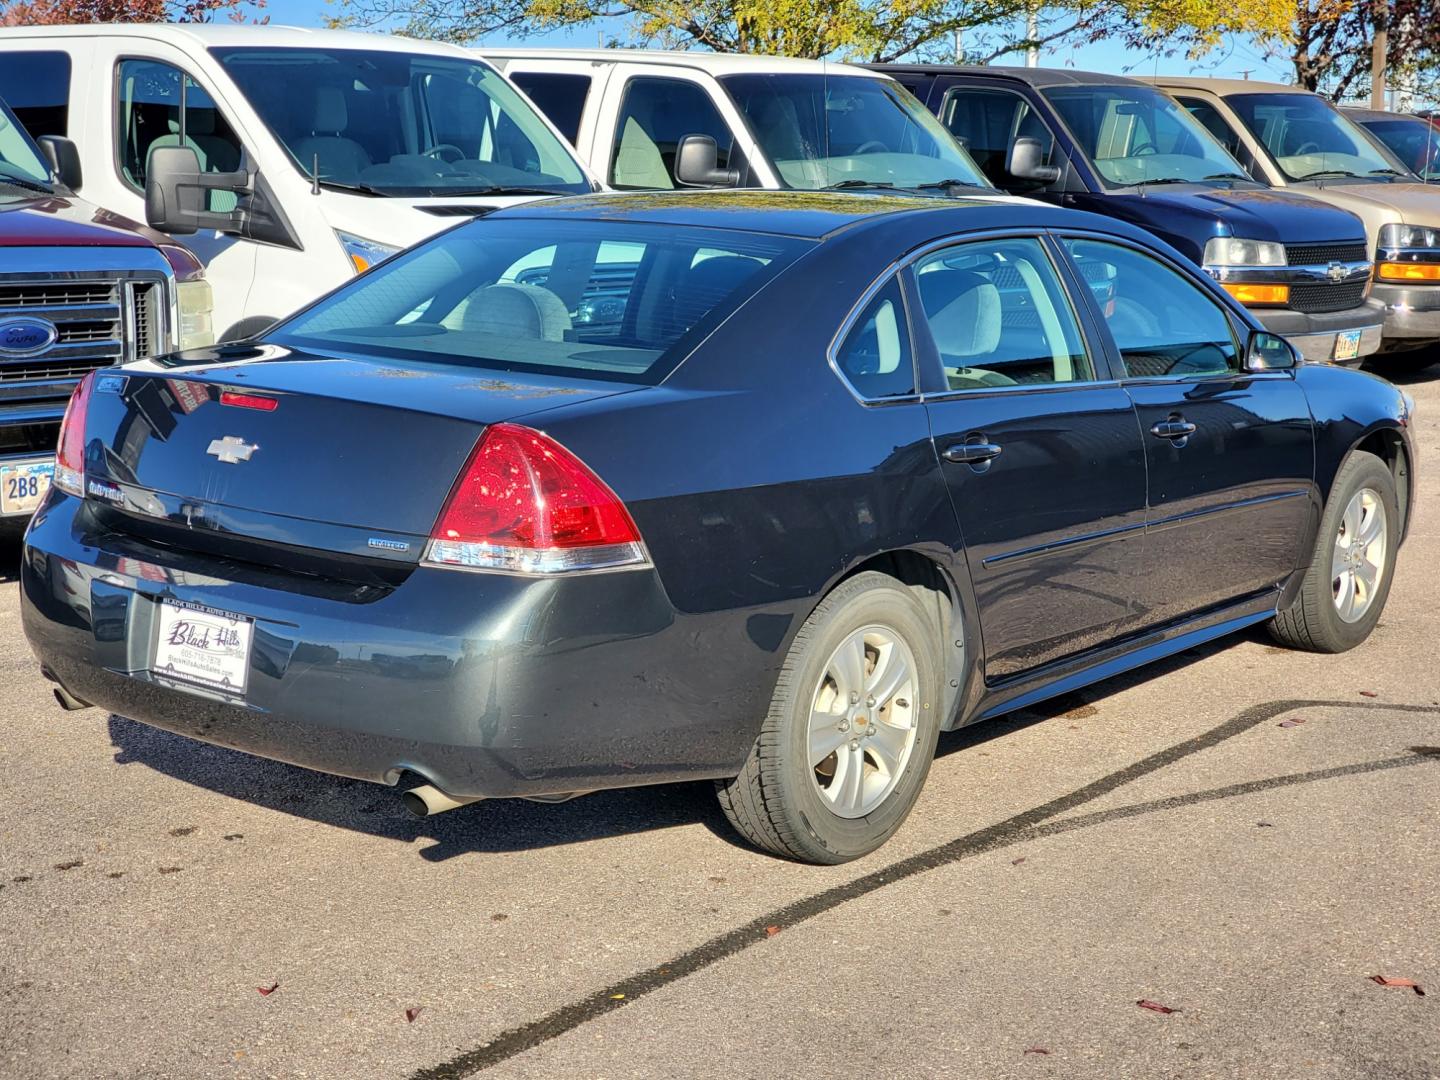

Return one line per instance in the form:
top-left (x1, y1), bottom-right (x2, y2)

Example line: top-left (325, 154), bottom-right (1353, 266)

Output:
top-left (401, 784), bottom-right (482, 818)
top-left (53, 686), bottom-right (91, 712)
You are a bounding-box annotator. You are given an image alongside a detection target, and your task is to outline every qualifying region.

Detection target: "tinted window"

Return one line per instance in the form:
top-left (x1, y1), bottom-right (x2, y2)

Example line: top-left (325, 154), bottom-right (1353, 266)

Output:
top-left (1355, 116), bottom-right (1440, 180)
top-left (1065, 239), bottom-right (1238, 378)
top-left (611, 77), bottom-right (736, 189)
top-left (834, 278), bottom-right (915, 398)
top-left (0, 97), bottom-right (52, 185)
top-left (940, 87), bottom-right (1055, 187)
top-left (0, 52), bottom-right (71, 137)
top-left (117, 59), bottom-right (244, 191)
top-left (722, 73), bottom-right (989, 191)
top-left (914, 238), bottom-right (1091, 389)
top-left (273, 220), bottom-right (807, 385)
top-left (1226, 93), bottom-right (1406, 182)
top-left (1046, 84), bottom-right (1249, 186)
top-left (511, 72), bottom-right (591, 146)
top-left (211, 47), bottom-right (588, 195)
top-left (1178, 97), bottom-right (1245, 161)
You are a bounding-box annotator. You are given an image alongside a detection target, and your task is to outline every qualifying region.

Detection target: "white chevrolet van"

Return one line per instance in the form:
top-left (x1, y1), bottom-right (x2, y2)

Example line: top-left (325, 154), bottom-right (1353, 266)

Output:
top-left (0, 25), bottom-right (596, 340)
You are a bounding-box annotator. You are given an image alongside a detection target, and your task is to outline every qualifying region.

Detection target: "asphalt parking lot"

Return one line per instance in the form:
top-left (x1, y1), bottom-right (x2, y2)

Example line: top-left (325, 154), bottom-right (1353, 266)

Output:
top-left (2, 360), bottom-right (1438, 1080)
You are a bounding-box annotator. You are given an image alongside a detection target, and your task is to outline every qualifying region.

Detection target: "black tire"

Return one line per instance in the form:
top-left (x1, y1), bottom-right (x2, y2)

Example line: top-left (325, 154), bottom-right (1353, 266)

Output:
top-left (716, 571), bottom-right (945, 864)
top-left (1270, 451), bottom-right (1399, 653)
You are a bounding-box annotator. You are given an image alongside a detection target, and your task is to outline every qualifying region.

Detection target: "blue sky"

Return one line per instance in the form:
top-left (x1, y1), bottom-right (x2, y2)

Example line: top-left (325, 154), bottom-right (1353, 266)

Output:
top-left (263, 0), bottom-right (1295, 83)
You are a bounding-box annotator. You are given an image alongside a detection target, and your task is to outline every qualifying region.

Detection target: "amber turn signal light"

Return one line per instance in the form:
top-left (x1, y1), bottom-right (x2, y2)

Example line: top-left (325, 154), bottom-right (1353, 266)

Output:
top-left (1221, 282), bottom-right (1290, 306)
top-left (1377, 262), bottom-right (1440, 282)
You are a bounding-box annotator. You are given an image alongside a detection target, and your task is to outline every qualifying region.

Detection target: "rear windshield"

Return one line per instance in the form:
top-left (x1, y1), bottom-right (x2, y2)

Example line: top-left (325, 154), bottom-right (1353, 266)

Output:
top-left (271, 218), bottom-right (810, 384)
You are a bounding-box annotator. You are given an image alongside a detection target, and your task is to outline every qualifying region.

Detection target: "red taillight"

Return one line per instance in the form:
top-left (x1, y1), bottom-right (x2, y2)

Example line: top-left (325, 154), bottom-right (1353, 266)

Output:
top-left (220, 390), bottom-right (278, 411)
top-left (425, 423), bottom-right (647, 574)
top-left (54, 371), bottom-right (96, 497)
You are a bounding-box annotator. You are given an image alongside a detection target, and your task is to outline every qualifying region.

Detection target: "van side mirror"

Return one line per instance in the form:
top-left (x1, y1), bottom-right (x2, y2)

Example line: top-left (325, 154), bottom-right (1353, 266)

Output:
top-left (1245, 329), bottom-right (1300, 372)
top-left (1008, 136), bottom-right (1060, 185)
top-left (37, 136), bottom-right (82, 190)
top-left (675, 134), bottom-right (738, 187)
top-left (144, 145), bottom-right (249, 236)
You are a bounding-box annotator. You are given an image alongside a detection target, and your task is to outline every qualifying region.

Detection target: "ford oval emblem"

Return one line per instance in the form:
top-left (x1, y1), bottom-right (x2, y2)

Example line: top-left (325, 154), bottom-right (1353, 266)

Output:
top-left (0, 316), bottom-right (59, 357)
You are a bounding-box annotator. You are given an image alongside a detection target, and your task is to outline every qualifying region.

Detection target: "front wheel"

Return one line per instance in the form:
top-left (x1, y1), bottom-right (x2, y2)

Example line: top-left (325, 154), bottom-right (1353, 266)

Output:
top-left (716, 572), bottom-right (945, 863)
top-left (1270, 451), bottom-right (1399, 652)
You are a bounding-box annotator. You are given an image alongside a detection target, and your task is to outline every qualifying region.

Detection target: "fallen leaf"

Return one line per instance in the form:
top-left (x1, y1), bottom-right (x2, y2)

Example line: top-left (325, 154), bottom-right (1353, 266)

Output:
top-left (53, 859), bottom-right (83, 871)
top-left (405, 1007), bottom-right (423, 1022)
top-left (765, 925), bottom-right (782, 937)
top-left (1137, 999), bottom-right (1180, 1014)
top-left (708, 876), bottom-right (727, 884)
top-left (1023, 1047), bottom-right (1050, 1055)
top-left (1278, 718), bottom-right (1307, 728)
top-left (610, 993), bottom-right (625, 1000)
top-left (1369, 975), bottom-right (1425, 996)
top-left (1257, 822), bottom-right (1274, 828)
top-left (158, 866), bottom-right (182, 875)
top-left (1359, 690), bottom-right (1379, 698)
top-left (257, 983), bottom-right (279, 997)
top-left (490, 913), bottom-right (509, 923)
top-left (223, 834), bottom-right (244, 841)
top-left (1012, 857), bottom-right (1027, 866)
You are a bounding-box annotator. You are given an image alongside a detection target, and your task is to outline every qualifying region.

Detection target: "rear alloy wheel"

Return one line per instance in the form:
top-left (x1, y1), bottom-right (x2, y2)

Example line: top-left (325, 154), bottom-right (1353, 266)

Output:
top-left (717, 571), bottom-right (944, 863)
top-left (1271, 451), bottom-right (1399, 652)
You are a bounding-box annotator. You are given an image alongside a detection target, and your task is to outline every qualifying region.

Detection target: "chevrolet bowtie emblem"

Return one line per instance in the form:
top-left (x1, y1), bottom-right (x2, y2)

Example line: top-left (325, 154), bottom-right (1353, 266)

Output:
top-left (207, 435), bottom-right (258, 464)
top-left (1327, 262), bottom-right (1348, 283)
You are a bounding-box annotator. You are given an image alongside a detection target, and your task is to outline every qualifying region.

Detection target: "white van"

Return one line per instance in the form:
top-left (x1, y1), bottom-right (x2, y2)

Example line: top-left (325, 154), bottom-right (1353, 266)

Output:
top-left (0, 25), bottom-right (596, 340)
top-left (484, 49), bottom-right (1010, 198)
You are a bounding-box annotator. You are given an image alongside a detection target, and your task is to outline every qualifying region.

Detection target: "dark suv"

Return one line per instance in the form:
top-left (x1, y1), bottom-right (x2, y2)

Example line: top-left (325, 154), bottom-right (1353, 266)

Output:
top-left (874, 65), bottom-right (1387, 365)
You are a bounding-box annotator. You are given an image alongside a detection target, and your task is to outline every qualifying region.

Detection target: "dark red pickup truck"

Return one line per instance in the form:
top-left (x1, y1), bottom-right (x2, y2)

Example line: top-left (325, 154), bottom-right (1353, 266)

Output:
top-left (1, 93), bottom-right (210, 520)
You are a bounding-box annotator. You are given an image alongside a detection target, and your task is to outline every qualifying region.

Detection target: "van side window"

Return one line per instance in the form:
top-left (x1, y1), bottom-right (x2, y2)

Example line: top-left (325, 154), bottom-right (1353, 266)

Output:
top-left (116, 59), bottom-right (244, 192)
top-left (610, 77), bottom-right (736, 189)
top-left (940, 87), bottom-right (1055, 188)
top-left (510, 72), bottom-right (592, 146)
top-left (0, 52), bottom-right (71, 137)
top-left (1179, 97), bottom-right (1244, 160)
top-left (834, 278), bottom-right (916, 399)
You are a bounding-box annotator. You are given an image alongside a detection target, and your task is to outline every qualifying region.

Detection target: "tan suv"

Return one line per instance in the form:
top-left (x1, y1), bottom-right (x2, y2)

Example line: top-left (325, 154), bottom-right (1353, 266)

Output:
top-left (1157, 77), bottom-right (1440, 360)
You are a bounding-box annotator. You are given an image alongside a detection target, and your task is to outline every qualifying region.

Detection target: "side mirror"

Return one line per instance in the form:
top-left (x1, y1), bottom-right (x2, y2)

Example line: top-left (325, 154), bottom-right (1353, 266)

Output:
top-left (144, 145), bottom-right (249, 236)
top-left (37, 136), bottom-right (82, 190)
top-left (675, 134), bottom-right (738, 188)
top-left (1008, 136), bottom-right (1060, 185)
top-left (1245, 329), bottom-right (1300, 372)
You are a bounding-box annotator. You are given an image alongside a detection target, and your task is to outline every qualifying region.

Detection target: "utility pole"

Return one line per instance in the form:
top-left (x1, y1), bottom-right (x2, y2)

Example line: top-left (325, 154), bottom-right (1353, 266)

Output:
top-left (1371, 0), bottom-right (1388, 109)
top-left (1026, 3), bottom-right (1039, 67)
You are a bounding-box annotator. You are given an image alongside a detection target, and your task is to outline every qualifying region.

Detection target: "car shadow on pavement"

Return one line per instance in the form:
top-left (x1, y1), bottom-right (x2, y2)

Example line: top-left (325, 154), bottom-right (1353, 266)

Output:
top-left (1, 528), bottom-right (24, 583)
top-left (103, 633), bottom-right (1241, 862)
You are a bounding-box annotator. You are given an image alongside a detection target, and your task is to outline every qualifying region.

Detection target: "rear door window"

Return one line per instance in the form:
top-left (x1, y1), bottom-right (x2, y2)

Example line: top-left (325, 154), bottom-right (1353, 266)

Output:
top-left (0, 51), bottom-right (71, 137)
top-left (274, 220), bottom-right (808, 385)
top-left (610, 76), bottom-right (737, 189)
top-left (833, 278), bottom-right (915, 399)
top-left (510, 72), bottom-right (592, 146)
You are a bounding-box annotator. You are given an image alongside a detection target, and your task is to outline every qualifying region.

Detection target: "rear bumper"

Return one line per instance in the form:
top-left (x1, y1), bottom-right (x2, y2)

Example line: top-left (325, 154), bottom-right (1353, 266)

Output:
top-left (1371, 282), bottom-right (1440, 348)
top-left (1254, 301), bottom-right (1385, 365)
top-left (19, 494), bottom-right (770, 800)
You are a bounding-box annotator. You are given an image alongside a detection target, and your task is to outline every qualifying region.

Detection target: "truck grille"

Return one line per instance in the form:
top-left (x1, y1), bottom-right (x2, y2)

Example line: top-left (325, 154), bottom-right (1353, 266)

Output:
top-left (1287, 242), bottom-right (1368, 266)
top-left (1290, 280), bottom-right (1370, 314)
top-left (0, 278), bottom-right (166, 384)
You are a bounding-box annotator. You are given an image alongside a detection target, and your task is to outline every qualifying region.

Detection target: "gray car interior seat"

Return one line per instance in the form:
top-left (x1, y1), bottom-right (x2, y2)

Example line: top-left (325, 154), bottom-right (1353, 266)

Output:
top-left (292, 87), bottom-right (373, 181)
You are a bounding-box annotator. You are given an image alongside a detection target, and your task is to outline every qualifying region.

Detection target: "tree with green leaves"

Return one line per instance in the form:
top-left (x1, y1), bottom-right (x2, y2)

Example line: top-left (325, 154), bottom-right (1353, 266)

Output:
top-left (335, 0), bottom-right (1293, 65)
top-left (1288, 0), bottom-right (1440, 102)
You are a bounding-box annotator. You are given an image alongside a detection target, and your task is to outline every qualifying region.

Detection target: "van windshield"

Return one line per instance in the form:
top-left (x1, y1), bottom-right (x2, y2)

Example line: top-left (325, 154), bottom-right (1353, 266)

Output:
top-left (1045, 84), bottom-right (1252, 187)
top-left (271, 219), bottom-right (809, 385)
top-left (209, 47), bottom-right (591, 197)
top-left (720, 74), bottom-right (991, 192)
top-left (0, 97), bottom-right (53, 191)
top-left (1228, 93), bottom-right (1413, 183)
top-left (1358, 116), bottom-right (1440, 181)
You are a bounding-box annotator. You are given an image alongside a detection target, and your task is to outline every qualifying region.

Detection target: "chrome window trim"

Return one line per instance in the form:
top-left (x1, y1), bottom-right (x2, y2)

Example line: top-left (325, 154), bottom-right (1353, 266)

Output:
top-left (1378, 247), bottom-right (1440, 265)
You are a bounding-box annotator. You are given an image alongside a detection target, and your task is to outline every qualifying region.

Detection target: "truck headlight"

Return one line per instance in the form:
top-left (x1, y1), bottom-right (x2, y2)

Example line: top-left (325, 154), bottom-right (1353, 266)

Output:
top-left (1203, 237), bottom-right (1287, 267)
top-left (1378, 223), bottom-right (1440, 281)
top-left (1379, 223), bottom-right (1440, 248)
top-left (336, 231), bottom-right (401, 274)
top-left (176, 280), bottom-right (214, 350)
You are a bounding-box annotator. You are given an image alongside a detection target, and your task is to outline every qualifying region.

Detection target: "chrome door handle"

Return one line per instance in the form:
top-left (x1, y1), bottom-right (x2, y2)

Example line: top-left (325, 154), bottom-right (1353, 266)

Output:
top-left (1149, 419), bottom-right (1197, 441)
top-left (943, 441), bottom-right (1004, 464)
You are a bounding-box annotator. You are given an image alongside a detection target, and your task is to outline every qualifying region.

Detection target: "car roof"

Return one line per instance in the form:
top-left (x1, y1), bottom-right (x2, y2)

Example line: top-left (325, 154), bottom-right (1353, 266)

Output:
top-left (482, 48), bottom-right (891, 79)
top-left (484, 189), bottom-right (1143, 244)
top-left (1148, 76), bottom-right (1302, 95)
top-left (870, 63), bottom-right (1150, 89)
top-left (1343, 106), bottom-right (1418, 123)
top-left (0, 22), bottom-right (475, 57)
